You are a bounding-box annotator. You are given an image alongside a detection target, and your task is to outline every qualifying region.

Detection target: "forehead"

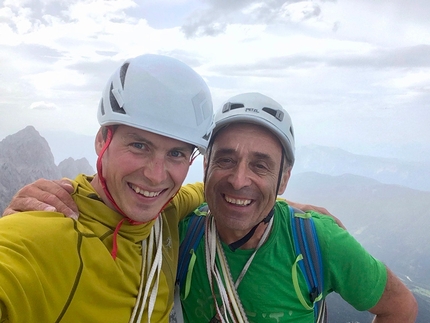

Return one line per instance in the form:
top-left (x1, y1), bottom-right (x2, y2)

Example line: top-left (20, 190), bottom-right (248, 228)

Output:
top-left (212, 123), bottom-right (282, 156)
top-left (115, 125), bottom-right (193, 150)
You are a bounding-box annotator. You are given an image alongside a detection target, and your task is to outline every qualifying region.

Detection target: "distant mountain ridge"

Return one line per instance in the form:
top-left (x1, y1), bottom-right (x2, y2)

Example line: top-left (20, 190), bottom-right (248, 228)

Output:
top-left (285, 172), bottom-right (430, 284)
top-left (33, 129), bottom-right (430, 192)
top-left (295, 145), bottom-right (430, 192)
top-left (285, 172), bottom-right (430, 322)
top-left (0, 126), bottom-right (94, 213)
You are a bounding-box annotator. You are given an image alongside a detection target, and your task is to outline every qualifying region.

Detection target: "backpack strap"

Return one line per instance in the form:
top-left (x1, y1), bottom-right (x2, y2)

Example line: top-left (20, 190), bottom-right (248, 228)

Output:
top-left (176, 204), bottom-right (208, 299)
top-left (290, 206), bottom-right (327, 323)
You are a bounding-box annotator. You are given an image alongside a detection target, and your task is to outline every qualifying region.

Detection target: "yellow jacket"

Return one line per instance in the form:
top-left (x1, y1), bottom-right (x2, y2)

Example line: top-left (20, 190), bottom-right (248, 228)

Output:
top-left (0, 174), bottom-right (204, 323)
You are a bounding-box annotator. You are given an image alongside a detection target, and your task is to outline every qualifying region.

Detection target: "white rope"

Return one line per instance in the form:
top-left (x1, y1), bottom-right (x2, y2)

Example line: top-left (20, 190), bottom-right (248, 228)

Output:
top-left (129, 216), bottom-right (163, 323)
top-left (216, 238), bottom-right (247, 323)
top-left (205, 213), bottom-right (230, 322)
top-left (205, 212), bottom-right (274, 323)
top-left (233, 217), bottom-right (273, 288)
top-left (144, 217), bottom-right (163, 320)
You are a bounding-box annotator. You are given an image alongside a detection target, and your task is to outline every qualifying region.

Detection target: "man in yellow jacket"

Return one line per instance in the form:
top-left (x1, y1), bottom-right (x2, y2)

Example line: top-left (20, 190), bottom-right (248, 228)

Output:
top-left (0, 54), bottom-right (213, 322)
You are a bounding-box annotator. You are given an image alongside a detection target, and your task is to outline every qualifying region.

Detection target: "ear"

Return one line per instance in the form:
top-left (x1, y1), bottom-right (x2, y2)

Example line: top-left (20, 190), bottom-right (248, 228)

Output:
top-left (203, 155), bottom-right (208, 171)
top-left (94, 128), bottom-right (105, 156)
top-left (202, 155), bottom-right (209, 182)
top-left (277, 166), bottom-right (292, 195)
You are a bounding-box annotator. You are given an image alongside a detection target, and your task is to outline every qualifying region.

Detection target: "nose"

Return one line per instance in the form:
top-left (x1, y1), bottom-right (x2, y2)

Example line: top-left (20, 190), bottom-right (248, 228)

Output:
top-left (142, 156), bottom-right (168, 185)
top-left (227, 161), bottom-right (251, 190)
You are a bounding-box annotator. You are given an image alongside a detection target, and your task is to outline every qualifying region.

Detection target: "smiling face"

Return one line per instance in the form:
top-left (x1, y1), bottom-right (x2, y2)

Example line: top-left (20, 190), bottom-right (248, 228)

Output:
top-left (204, 122), bottom-right (291, 244)
top-left (93, 125), bottom-right (193, 222)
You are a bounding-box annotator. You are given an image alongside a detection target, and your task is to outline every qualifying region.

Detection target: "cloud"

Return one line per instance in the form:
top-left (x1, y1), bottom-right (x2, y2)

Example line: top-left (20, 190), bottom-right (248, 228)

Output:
top-left (1, 0), bottom-right (430, 163)
top-left (278, 1), bottom-right (322, 22)
top-left (180, 0), bottom-right (328, 38)
top-left (204, 44), bottom-right (430, 81)
top-left (327, 45), bottom-right (430, 69)
top-left (29, 101), bottom-right (58, 110)
top-left (5, 43), bottom-right (64, 65)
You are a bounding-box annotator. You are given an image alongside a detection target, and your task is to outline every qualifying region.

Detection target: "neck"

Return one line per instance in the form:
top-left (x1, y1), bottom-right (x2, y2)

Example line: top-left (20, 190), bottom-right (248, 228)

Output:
top-left (216, 221), bottom-right (270, 250)
top-left (90, 174), bottom-right (110, 206)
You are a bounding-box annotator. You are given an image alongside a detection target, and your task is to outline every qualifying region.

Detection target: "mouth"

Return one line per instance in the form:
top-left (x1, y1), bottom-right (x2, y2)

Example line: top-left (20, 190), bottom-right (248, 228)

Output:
top-left (129, 183), bottom-right (164, 198)
top-left (224, 194), bottom-right (253, 206)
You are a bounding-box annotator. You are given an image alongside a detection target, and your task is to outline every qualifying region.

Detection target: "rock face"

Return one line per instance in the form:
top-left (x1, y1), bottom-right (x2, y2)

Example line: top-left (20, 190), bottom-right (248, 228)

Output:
top-left (58, 157), bottom-right (96, 179)
top-left (0, 126), bottom-right (94, 213)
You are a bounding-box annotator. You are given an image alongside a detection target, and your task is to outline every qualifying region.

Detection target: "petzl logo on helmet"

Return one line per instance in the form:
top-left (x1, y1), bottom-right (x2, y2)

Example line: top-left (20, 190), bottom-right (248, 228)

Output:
top-left (245, 108), bottom-right (259, 113)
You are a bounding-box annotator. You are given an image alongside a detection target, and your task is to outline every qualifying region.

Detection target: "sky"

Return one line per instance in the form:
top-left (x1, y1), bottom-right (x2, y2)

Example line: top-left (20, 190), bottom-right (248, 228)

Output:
top-left (1, 0), bottom-right (430, 166)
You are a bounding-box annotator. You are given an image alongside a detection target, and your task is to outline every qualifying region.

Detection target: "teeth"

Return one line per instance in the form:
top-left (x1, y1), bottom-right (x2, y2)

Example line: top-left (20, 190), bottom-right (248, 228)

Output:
top-left (130, 184), bottom-right (161, 197)
top-left (225, 195), bottom-right (251, 206)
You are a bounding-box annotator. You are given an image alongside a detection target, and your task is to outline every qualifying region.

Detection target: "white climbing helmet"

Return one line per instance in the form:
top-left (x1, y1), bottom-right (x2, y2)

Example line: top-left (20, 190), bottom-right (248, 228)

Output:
top-left (98, 54), bottom-right (214, 153)
top-left (212, 92), bottom-right (295, 165)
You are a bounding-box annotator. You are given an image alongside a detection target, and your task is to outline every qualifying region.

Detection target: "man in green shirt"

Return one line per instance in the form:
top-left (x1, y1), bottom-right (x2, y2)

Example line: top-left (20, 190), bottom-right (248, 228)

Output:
top-left (176, 92), bottom-right (417, 323)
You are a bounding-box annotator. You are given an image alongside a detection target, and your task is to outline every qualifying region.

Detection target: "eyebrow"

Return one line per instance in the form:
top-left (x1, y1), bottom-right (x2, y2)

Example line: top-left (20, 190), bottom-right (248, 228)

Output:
top-left (123, 132), bottom-right (152, 145)
top-left (124, 132), bottom-right (193, 152)
top-left (252, 152), bottom-right (275, 162)
top-left (213, 148), bottom-right (275, 162)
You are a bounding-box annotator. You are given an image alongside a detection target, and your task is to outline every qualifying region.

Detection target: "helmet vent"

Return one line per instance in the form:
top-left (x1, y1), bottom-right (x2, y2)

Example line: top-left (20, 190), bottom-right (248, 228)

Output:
top-left (230, 103), bottom-right (244, 110)
top-left (109, 83), bottom-right (126, 114)
top-left (119, 62), bottom-right (130, 89)
top-left (100, 99), bottom-right (105, 116)
top-left (222, 102), bottom-right (244, 113)
top-left (262, 107), bottom-right (284, 121)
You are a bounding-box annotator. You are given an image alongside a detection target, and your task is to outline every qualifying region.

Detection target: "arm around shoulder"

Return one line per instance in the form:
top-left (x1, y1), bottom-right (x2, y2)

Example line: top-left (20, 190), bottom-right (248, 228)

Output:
top-left (173, 182), bottom-right (205, 220)
top-left (2, 178), bottom-right (78, 219)
top-left (369, 266), bottom-right (417, 323)
top-left (284, 199), bottom-right (347, 229)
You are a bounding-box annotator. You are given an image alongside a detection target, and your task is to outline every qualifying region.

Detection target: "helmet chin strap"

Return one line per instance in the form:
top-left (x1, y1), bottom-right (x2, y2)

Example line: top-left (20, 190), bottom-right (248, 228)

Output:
top-left (96, 126), bottom-right (128, 218)
top-left (96, 126), bottom-right (147, 259)
top-left (228, 207), bottom-right (275, 251)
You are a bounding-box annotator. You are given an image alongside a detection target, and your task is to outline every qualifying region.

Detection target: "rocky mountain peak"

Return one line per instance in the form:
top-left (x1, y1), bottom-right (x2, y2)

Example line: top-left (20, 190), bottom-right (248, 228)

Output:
top-left (0, 126), bottom-right (94, 213)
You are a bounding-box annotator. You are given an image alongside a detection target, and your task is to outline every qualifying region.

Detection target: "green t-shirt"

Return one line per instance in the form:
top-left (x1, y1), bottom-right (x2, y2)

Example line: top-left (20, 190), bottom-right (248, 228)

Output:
top-left (179, 201), bottom-right (387, 323)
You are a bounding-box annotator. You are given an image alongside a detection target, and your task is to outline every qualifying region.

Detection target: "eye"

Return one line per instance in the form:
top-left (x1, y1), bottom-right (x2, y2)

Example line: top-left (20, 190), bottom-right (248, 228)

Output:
top-left (130, 142), bottom-right (146, 150)
top-left (169, 150), bottom-right (186, 158)
top-left (255, 163), bottom-right (268, 169)
top-left (252, 161), bottom-right (270, 173)
top-left (216, 157), bottom-right (235, 168)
